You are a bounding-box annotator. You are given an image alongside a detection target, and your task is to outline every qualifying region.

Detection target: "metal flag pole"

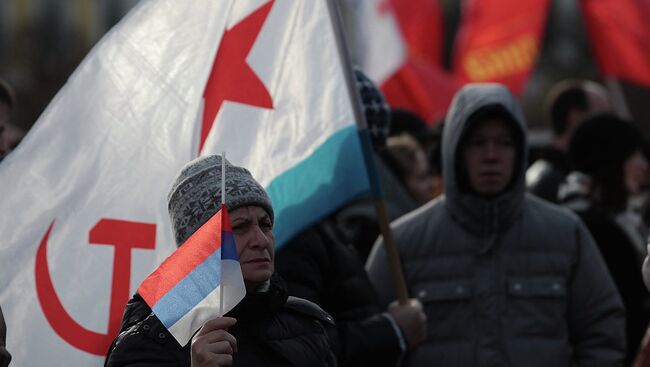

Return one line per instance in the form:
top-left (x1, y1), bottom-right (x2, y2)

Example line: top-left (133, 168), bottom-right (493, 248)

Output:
top-left (219, 152), bottom-right (226, 317)
top-left (325, 0), bottom-right (409, 304)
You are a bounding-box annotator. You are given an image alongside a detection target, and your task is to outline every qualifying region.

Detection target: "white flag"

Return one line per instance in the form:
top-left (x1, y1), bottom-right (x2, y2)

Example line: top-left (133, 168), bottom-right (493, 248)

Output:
top-left (346, 0), bottom-right (405, 83)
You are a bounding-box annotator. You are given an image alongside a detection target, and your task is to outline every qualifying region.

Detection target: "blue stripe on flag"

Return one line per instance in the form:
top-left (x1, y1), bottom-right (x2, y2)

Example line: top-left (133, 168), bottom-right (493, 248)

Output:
top-left (152, 249), bottom-right (222, 328)
top-left (268, 126), bottom-right (371, 248)
top-left (221, 231), bottom-right (238, 261)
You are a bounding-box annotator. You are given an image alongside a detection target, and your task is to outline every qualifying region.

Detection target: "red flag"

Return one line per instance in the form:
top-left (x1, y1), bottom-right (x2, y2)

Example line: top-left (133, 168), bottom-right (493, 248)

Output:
top-left (389, 0), bottom-right (444, 67)
top-left (383, 0), bottom-right (457, 123)
top-left (382, 59), bottom-right (459, 124)
top-left (580, 0), bottom-right (650, 87)
top-left (352, 0), bottom-right (458, 124)
top-left (452, 0), bottom-right (550, 95)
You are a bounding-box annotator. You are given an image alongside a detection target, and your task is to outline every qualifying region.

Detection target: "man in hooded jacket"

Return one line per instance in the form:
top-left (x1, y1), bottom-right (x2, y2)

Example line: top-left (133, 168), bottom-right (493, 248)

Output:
top-left (366, 83), bottom-right (625, 367)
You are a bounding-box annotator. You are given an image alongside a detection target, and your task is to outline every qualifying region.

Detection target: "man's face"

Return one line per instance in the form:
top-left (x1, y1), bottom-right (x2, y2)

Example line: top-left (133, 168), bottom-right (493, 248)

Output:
top-left (461, 118), bottom-right (516, 197)
top-left (230, 205), bottom-right (274, 289)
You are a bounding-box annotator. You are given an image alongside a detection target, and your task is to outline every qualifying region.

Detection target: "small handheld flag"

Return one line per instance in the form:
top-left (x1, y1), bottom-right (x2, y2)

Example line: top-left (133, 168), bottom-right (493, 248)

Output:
top-left (137, 203), bottom-right (245, 346)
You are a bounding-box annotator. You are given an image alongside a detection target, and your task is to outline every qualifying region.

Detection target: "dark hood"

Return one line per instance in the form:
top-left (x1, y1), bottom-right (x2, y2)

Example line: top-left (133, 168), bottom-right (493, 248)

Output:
top-left (442, 83), bottom-right (528, 238)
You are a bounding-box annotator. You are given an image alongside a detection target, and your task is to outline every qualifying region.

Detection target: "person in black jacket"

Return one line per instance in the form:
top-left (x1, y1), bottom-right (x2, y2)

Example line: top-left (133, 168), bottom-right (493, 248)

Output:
top-left (560, 113), bottom-right (650, 364)
top-left (276, 218), bottom-right (425, 367)
top-left (105, 155), bottom-right (336, 367)
top-left (276, 69), bottom-right (426, 367)
top-left (526, 79), bottom-right (611, 203)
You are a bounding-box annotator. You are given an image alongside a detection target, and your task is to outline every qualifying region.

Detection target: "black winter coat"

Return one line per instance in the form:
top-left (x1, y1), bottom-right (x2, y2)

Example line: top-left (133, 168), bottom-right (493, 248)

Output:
top-left (578, 206), bottom-right (650, 364)
top-left (526, 148), bottom-right (571, 204)
top-left (276, 218), bottom-right (403, 367)
top-left (104, 274), bottom-right (337, 367)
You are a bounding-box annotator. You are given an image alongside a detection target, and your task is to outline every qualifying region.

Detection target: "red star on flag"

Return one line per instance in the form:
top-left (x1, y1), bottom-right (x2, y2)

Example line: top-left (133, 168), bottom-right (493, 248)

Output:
top-left (199, 1), bottom-right (275, 153)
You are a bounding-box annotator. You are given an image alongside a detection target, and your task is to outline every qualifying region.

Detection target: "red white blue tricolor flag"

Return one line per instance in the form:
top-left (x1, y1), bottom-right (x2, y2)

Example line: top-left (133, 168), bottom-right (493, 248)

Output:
top-left (0, 0), bottom-right (370, 365)
top-left (137, 204), bottom-right (245, 346)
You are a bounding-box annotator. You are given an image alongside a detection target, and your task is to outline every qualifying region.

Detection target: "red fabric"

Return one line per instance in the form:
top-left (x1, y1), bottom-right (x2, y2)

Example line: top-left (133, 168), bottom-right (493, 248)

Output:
top-left (580, 0), bottom-right (650, 87)
top-left (381, 58), bottom-right (460, 124)
top-left (389, 0), bottom-right (444, 67)
top-left (452, 0), bottom-right (550, 95)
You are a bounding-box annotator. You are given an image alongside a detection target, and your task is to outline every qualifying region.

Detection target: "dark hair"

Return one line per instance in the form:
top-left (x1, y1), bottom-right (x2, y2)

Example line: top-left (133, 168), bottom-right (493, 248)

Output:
top-left (389, 109), bottom-right (435, 145)
top-left (382, 134), bottom-right (424, 184)
top-left (568, 113), bottom-right (644, 211)
top-left (545, 83), bottom-right (589, 136)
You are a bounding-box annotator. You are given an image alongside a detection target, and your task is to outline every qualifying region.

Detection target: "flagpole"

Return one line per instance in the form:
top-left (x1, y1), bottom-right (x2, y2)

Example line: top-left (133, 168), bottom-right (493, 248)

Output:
top-left (325, 0), bottom-right (409, 305)
top-left (219, 152), bottom-right (226, 317)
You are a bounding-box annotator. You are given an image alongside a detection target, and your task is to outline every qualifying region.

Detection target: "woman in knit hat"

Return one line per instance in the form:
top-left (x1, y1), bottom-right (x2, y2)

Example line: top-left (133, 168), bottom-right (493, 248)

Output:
top-left (559, 112), bottom-right (650, 364)
top-left (105, 155), bottom-right (336, 367)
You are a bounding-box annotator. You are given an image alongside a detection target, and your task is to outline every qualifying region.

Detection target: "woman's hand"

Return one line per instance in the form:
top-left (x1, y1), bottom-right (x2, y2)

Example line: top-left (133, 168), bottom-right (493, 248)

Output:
top-left (191, 317), bottom-right (237, 367)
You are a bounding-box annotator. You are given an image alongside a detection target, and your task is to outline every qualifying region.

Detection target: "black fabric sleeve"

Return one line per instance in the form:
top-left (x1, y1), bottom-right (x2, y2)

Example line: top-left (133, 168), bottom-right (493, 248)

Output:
top-left (276, 224), bottom-right (403, 367)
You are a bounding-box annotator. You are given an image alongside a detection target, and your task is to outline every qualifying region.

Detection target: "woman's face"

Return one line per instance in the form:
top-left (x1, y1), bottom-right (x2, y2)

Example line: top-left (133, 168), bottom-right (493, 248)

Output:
top-left (624, 150), bottom-right (649, 194)
top-left (230, 206), bottom-right (274, 289)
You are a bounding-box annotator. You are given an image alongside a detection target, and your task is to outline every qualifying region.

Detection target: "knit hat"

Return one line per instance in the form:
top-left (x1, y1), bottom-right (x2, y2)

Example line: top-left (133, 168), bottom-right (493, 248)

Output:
top-left (354, 67), bottom-right (391, 149)
top-left (167, 155), bottom-right (273, 246)
top-left (568, 113), bottom-right (644, 178)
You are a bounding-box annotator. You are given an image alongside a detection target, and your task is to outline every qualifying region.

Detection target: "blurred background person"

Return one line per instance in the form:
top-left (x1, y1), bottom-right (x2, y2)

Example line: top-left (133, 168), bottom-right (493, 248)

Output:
top-left (0, 79), bottom-right (24, 163)
top-left (389, 109), bottom-right (444, 200)
top-left (526, 79), bottom-right (611, 203)
top-left (389, 108), bottom-right (440, 158)
top-left (382, 133), bottom-right (435, 206)
top-left (559, 113), bottom-right (650, 364)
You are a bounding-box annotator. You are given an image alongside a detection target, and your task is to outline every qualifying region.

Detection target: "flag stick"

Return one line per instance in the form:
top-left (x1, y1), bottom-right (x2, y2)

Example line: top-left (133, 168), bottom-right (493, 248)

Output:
top-left (221, 152), bottom-right (226, 206)
top-left (325, 0), bottom-right (409, 304)
top-left (219, 152), bottom-right (226, 317)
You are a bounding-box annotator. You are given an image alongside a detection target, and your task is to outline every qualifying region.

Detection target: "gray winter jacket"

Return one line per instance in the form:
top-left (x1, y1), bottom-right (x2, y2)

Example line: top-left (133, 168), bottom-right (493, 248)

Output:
top-left (366, 84), bottom-right (625, 367)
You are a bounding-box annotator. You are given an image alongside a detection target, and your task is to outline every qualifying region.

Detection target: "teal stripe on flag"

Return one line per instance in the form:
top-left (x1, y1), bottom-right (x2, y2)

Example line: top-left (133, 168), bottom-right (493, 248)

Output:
top-left (267, 126), bottom-right (370, 248)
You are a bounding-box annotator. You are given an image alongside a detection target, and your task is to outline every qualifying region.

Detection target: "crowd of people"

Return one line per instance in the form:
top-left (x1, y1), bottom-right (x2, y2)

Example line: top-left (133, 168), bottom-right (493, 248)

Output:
top-left (1, 67), bottom-right (650, 366)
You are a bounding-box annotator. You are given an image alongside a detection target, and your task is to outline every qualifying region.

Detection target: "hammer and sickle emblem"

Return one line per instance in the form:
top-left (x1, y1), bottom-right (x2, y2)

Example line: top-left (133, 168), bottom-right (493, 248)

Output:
top-left (35, 219), bottom-right (156, 355)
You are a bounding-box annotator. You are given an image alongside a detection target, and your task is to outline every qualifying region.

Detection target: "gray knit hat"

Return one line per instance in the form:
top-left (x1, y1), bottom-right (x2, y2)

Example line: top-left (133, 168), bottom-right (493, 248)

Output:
top-left (354, 66), bottom-right (391, 149)
top-left (167, 155), bottom-right (274, 246)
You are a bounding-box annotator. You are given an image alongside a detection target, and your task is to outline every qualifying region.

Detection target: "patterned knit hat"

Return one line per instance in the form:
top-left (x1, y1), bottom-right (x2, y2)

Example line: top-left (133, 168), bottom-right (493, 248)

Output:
top-left (354, 67), bottom-right (391, 149)
top-left (167, 155), bottom-right (273, 246)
